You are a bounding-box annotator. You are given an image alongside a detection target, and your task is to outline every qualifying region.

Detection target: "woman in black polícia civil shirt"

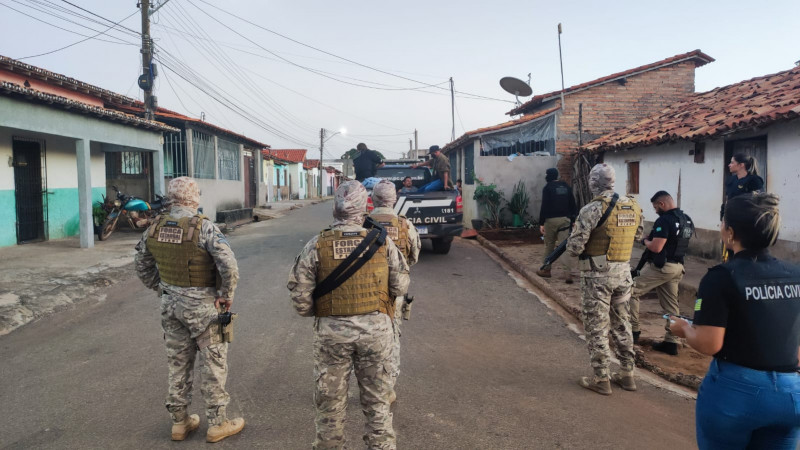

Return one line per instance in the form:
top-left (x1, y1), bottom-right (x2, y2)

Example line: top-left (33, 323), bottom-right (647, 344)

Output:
top-left (671, 193), bottom-right (800, 449)
top-left (720, 153), bottom-right (764, 221)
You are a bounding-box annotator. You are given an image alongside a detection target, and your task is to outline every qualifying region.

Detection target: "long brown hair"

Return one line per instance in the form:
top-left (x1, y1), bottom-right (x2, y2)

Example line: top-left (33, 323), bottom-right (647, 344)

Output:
top-left (732, 153), bottom-right (759, 176)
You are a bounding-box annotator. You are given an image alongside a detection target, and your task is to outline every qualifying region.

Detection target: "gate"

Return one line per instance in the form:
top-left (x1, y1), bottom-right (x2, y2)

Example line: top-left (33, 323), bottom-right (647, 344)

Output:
top-left (12, 137), bottom-right (48, 244)
top-left (243, 151), bottom-right (257, 208)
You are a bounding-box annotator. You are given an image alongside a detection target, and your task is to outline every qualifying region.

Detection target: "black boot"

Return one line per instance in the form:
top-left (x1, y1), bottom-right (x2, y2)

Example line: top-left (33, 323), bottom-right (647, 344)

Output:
top-left (652, 341), bottom-right (678, 356)
top-left (632, 331), bottom-right (640, 345)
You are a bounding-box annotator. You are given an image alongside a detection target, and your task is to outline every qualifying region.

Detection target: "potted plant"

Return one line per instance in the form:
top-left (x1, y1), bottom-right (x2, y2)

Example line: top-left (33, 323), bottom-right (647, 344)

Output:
top-left (472, 178), bottom-right (505, 229)
top-left (507, 181), bottom-right (529, 227)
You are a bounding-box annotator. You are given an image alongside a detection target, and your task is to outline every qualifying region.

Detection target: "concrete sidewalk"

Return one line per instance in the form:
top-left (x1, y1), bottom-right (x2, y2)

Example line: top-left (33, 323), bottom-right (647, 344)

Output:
top-left (476, 234), bottom-right (718, 390)
top-left (0, 198), bottom-right (330, 335)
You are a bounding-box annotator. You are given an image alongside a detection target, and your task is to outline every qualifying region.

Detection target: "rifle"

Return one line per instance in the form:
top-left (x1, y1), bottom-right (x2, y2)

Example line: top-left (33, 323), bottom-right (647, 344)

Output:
top-left (631, 249), bottom-right (652, 278)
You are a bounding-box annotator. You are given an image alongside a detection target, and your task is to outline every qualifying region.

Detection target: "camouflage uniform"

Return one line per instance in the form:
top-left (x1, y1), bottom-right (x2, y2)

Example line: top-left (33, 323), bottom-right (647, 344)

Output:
top-left (567, 176), bottom-right (643, 382)
top-left (371, 179), bottom-right (421, 389)
top-left (135, 192), bottom-right (239, 426)
top-left (288, 181), bottom-right (409, 450)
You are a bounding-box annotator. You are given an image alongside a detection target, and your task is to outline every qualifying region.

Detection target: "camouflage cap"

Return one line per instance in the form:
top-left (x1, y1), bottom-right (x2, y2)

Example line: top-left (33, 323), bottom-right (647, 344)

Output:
top-left (372, 179), bottom-right (397, 207)
top-left (333, 180), bottom-right (367, 226)
top-left (589, 163), bottom-right (615, 195)
top-left (167, 176), bottom-right (200, 209)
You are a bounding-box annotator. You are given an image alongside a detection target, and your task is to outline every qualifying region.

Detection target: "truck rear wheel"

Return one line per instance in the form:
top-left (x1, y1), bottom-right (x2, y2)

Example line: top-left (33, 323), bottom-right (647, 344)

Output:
top-left (431, 237), bottom-right (452, 254)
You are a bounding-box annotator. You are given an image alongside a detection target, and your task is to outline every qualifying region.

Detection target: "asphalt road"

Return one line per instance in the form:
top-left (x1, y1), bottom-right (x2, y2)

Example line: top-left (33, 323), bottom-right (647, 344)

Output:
top-left (0, 202), bottom-right (697, 449)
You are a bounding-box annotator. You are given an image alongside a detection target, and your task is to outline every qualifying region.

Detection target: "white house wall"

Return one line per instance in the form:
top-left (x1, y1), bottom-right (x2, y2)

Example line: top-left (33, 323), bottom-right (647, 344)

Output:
top-left (196, 178), bottom-right (244, 221)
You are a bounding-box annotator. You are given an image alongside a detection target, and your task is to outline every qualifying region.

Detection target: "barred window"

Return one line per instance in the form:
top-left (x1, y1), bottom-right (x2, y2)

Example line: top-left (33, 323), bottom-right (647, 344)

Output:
top-left (193, 130), bottom-right (215, 179)
top-left (218, 139), bottom-right (240, 181)
top-left (163, 131), bottom-right (188, 178)
top-left (121, 152), bottom-right (144, 174)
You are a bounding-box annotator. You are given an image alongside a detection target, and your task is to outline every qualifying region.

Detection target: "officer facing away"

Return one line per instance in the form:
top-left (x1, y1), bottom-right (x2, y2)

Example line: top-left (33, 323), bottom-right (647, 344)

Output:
top-left (567, 164), bottom-right (643, 395)
top-left (134, 177), bottom-right (244, 443)
top-left (288, 181), bottom-right (410, 449)
top-left (631, 191), bottom-right (694, 355)
top-left (353, 143), bottom-right (385, 182)
top-left (370, 180), bottom-right (421, 402)
top-left (537, 167), bottom-right (577, 283)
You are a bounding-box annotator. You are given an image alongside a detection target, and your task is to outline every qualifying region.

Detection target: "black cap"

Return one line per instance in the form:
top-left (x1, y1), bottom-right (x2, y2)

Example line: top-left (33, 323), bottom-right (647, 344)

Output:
top-left (545, 168), bottom-right (559, 181)
top-left (429, 145), bottom-right (440, 153)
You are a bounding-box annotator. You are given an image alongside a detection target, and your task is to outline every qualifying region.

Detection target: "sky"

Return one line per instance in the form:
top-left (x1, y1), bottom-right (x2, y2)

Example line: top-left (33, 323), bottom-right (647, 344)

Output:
top-left (1, 0), bottom-right (798, 160)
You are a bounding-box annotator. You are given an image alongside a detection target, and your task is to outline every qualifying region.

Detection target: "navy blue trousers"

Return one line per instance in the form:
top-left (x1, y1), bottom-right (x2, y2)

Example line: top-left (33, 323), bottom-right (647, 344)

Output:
top-left (697, 359), bottom-right (800, 449)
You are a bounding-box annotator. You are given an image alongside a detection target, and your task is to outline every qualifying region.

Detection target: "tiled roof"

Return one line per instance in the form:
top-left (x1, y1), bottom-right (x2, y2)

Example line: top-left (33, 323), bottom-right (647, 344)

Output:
top-left (583, 66), bottom-right (800, 152)
top-left (441, 106), bottom-right (561, 154)
top-left (261, 150), bottom-right (291, 164)
top-left (304, 158), bottom-right (320, 169)
top-left (0, 81), bottom-right (178, 133)
top-left (114, 104), bottom-right (270, 149)
top-left (0, 55), bottom-right (139, 107)
top-left (507, 50), bottom-right (714, 116)
top-left (266, 149), bottom-right (308, 163)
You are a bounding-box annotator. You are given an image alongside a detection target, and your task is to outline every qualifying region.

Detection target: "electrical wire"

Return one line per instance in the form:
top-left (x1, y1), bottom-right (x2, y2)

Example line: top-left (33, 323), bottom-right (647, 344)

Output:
top-left (16, 9), bottom-right (139, 60)
top-left (0, 2), bottom-right (136, 45)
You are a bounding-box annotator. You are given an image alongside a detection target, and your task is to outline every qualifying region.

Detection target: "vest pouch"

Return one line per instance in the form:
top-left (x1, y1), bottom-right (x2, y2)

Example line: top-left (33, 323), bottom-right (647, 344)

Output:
top-left (590, 254), bottom-right (608, 271)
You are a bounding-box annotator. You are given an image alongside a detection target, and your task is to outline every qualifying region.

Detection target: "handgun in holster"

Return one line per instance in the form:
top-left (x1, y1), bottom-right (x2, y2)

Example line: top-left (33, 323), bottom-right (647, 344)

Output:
top-left (218, 311), bottom-right (237, 343)
top-left (402, 294), bottom-right (414, 320)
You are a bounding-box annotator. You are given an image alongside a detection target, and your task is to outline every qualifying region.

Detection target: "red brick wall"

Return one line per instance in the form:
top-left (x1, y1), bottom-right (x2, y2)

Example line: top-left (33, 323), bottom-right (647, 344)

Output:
top-left (545, 62), bottom-right (697, 182)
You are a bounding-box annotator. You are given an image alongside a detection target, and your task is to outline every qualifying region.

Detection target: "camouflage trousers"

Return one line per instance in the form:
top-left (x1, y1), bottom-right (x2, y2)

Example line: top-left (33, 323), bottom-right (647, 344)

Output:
top-left (313, 312), bottom-right (395, 450)
top-left (390, 296), bottom-right (402, 387)
top-left (580, 273), bottom-right (636, 379)
top-left (160, 292), bottom-right (230, 426)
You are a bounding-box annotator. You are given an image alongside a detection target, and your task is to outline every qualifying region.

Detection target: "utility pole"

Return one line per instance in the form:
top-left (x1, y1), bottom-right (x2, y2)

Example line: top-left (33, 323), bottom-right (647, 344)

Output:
top-left (319, 128), bottom-right (324, 197)
top-left (557, 23), bottom-right (566, 111)
top-left (414, 129), bottom-right (418, 159)
top-left (450, 77), bottom-right (455, 142)
top-left (139, 0), bottom-right (155, 120)
top-left (409, 139), bottom-right (412, 155)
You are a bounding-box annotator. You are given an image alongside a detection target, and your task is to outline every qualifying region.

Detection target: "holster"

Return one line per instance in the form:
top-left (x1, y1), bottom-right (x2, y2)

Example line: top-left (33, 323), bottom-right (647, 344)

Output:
top-left (221, 313), bottom-right (237, 343)
top-left (578, 254), bottom-right (608, 271)
top-left (402, 301), bottom-right (412, 320)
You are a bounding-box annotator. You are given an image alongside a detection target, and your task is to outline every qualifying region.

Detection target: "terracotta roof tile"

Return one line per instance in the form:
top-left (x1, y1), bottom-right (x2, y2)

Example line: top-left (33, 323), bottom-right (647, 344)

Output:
top-left (583, 66), bottom-right (800, 152)
top-left (265, 149), bottom-right (307, 163)
top-left (0, 81), bottom-right (178, 133)
top-left (508, 50), bottom-right (714, 116)
top-left (442, 106), bottom-right (560, 153)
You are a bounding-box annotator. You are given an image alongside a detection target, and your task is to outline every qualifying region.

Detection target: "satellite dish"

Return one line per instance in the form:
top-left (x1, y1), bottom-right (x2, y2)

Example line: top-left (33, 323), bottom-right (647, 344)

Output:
top-left (500, 76), bottom-right (532, 108)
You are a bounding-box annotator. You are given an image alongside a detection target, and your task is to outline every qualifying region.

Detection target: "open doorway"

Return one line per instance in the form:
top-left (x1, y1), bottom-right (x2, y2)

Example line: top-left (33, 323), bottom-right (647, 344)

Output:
top-left (723, 136), bottom-right (767, 197)
top-left (12, 137), bottom-right (48, 244)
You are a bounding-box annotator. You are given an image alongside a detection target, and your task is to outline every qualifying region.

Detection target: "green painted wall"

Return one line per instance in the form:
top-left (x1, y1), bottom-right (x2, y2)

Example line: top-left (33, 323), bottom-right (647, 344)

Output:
top-left (0, 190), bottom-right (16, 247)
top-left (0, 187), bottom-right (105, 246)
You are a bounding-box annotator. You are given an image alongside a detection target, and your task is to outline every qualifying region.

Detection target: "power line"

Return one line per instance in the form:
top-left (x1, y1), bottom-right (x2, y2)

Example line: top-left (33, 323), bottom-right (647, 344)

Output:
top-left (16, 9), bottom-right (139, 60)
top-left (56, 0), bottom-right (140, 35)
top-left (191, 0), bottom-right (514, 103)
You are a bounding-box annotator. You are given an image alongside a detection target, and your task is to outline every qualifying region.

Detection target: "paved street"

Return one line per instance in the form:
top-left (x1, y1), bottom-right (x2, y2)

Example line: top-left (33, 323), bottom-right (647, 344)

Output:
top-left (0, 202), bottom-right (696, 449)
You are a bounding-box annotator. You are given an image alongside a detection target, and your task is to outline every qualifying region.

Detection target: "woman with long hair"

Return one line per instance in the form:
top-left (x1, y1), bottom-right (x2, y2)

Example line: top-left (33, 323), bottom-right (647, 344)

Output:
top-left (671, 193), bottom-right (800, 449)
top-left (721, 153), bottom-right (764, 218)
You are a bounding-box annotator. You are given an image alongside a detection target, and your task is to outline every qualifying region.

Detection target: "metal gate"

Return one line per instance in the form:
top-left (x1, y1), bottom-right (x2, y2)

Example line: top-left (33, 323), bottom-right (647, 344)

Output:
top-left (243, 152), bottom-right (257, 208)
top-left (12, 137), bottom-right (48, 244)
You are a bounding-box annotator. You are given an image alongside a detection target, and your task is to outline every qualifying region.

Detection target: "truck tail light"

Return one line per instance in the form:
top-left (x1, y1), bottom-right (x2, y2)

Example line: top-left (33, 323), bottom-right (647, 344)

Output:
top-left (367, 196), bottom-right (374, 213)
top-left (456, 195), bottom-right (463, 213)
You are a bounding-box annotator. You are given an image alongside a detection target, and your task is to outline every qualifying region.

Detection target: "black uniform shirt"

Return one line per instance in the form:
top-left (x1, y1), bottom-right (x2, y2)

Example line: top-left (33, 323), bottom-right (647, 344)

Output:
top-left (353, 150), bottom-right (383, 181)
top-left (651, 209), bottom-right (686, 264)
top-left (693, 249), bottom-right (800, 372)
top-left (539, 181), bottom-right (577, 222)
top-left (725, 173), bottom-right (764, 200)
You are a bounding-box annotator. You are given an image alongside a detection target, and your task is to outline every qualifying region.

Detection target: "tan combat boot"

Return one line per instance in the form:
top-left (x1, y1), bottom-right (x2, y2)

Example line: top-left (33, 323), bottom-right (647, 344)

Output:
top-left (611, 371), bottom-right (637, 391)
top-left (206, 418), bottom-right (245, 443)
top-left (578, 377), bottom-right (612, 395)
top-left (171, 414), bottom-right (200, 441)
top-left (536, 268), bottom-right (552, 278)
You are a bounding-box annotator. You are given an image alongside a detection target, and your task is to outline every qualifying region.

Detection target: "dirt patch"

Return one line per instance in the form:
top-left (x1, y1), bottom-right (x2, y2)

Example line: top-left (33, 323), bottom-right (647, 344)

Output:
top-left (481, 238), bottom-right (710, 390)
top-left (479, 229), bottom-right (542, 247)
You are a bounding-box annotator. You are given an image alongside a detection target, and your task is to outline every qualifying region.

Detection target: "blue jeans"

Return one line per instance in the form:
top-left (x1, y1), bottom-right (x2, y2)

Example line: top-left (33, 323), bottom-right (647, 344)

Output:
top-left (696, 359), bottom-right (800, 449)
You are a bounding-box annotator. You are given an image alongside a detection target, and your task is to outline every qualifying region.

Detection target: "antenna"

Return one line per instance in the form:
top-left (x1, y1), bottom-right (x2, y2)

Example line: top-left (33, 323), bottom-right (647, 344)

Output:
top-left (499, 76), bottom-right (533, 107)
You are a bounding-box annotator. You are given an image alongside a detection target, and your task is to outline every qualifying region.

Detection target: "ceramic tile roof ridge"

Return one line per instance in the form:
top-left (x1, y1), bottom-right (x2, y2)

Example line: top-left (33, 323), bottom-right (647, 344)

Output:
top-left (583, 65), bottom-right (800, 152)
top-left (0, 80), bottom-right (178, 133)
top-left (507, 49), bottom-right (714, 116)
top-left (442, 106), bottom-right (560, 154)
top-left (0, 55), bottom-right (140, 106)
top-left (265, 149), bottom-right (308, 163)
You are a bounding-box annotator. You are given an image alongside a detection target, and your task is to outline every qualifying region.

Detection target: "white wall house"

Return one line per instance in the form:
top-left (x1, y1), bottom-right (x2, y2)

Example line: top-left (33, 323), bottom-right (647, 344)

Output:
top-left (585, 65), bottom-right (800, 261)
top-left (442, 110), bottom-right (560, 228)
top-left (265, 149), bottom-right (308, 200)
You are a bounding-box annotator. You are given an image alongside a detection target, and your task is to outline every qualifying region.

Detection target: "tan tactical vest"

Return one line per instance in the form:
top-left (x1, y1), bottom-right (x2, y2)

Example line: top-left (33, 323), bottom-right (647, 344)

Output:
top-left (583, 195), bottom-right (642, 262)
top-left (370, 213), bottom-right (411, 261)
top-left (146, 214), bottom-right (217, 287)
top-left (314, 229), bottom-right (392, 317)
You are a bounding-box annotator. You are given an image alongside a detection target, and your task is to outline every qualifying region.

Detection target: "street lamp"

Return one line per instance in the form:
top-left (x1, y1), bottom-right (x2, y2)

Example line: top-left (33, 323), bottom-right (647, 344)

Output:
top-left (320, 127), bottom-right (346, 196)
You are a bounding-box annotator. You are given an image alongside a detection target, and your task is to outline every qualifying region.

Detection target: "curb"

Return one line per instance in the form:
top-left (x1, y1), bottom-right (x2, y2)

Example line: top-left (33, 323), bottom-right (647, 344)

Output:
top-left (476, 234), bottom-right (702, 391)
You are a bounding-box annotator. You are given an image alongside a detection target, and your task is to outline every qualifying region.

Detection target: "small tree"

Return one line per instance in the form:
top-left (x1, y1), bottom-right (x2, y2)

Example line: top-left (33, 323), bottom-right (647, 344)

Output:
top-left (473, 178), bottom-right (505, 229)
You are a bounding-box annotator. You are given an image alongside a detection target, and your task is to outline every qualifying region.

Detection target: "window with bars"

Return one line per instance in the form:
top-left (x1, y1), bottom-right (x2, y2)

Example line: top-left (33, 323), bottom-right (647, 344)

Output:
top-left (163, 131), bottom-right (188, 177)
top-left (218, 139), bottom-right (240, 181)
top-left (193, 130), bottom-right (215, 179)
top-left (106, 152), bottom-right (149, 179)
top-left (480, 138), bottom-right (555, 156)
top-left (121, 152), bottom-right (144, 175)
